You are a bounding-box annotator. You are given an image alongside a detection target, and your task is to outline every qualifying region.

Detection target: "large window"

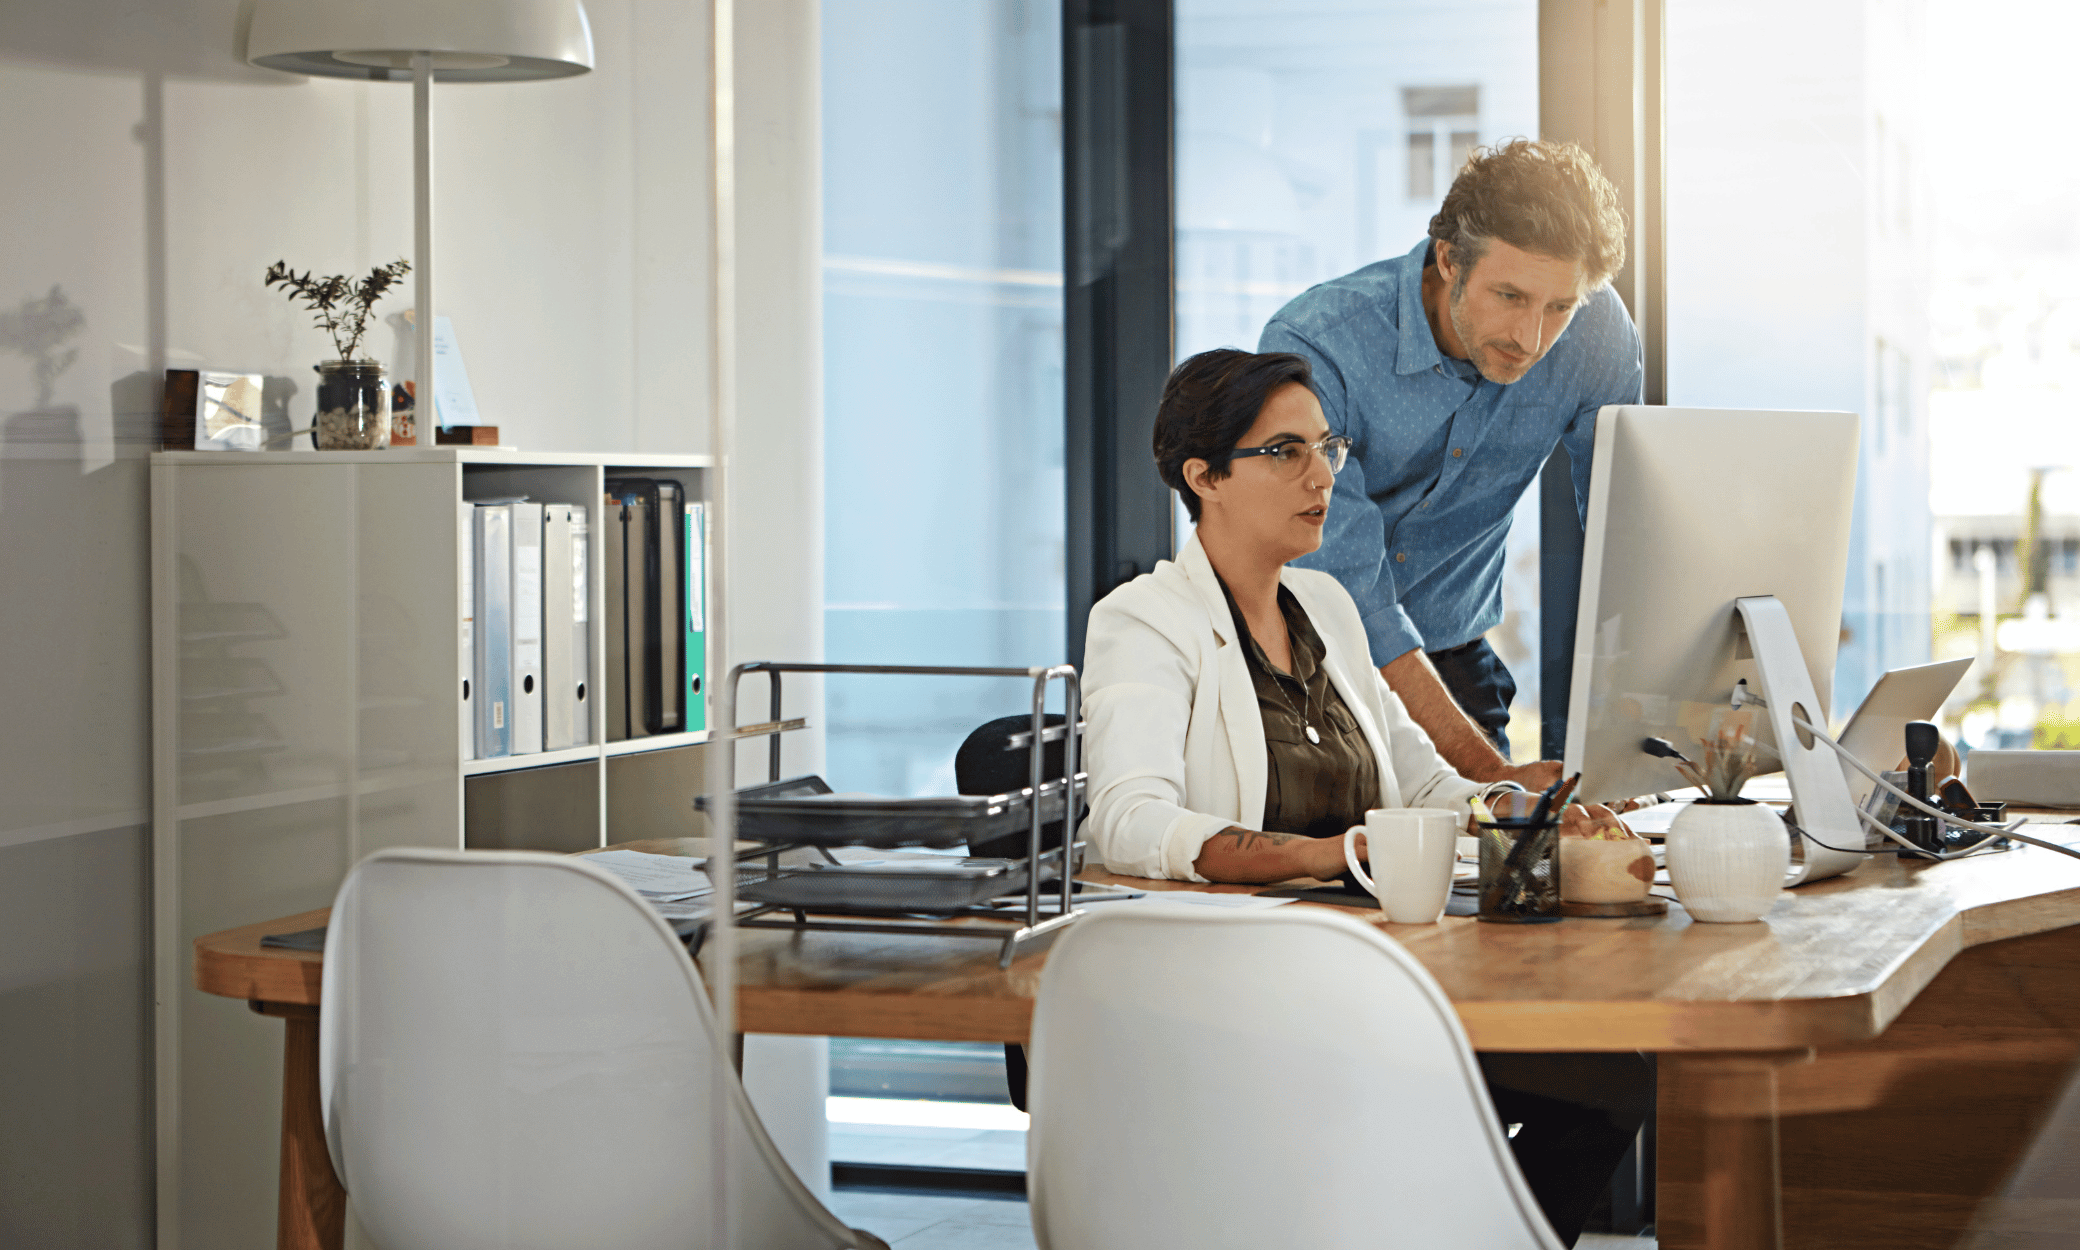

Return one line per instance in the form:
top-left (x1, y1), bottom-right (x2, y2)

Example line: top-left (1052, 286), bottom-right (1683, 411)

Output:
top-left (1665, 0), bottom-right (1933, 723)
top-left (1923, 0), bottom-right (2080, 748)
top-left (1174, 2), bottom-right (1538, 363)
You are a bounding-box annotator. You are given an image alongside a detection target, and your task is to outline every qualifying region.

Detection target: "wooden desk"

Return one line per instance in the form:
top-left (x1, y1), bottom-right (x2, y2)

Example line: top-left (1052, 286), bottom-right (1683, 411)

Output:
top-left (194, 835), bottom-right (2080, 1250)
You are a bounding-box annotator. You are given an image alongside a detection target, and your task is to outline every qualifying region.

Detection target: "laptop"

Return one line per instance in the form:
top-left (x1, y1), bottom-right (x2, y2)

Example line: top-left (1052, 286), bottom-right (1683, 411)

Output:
top-left (1835, 658), bottom-right (1976, 807)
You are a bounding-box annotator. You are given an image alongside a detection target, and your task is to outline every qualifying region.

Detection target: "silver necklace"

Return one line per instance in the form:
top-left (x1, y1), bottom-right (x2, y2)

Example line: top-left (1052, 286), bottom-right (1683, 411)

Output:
top-left (1237, 589), bottom-right (1322, 744)
top-left (1270, 646), bottom-right (1322, 745)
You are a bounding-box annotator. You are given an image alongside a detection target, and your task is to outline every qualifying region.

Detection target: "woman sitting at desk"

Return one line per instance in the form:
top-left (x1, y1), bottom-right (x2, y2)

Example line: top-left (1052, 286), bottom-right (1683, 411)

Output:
top-left (1080, 347), bottom-right (1527, 884)
top-left (1077, 348), bottom-right (1649, 1248)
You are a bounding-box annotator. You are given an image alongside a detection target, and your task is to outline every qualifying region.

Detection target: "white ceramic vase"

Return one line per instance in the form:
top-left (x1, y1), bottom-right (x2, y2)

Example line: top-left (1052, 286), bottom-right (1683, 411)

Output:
top-left (1665, 798), bottom-right (1789, 923)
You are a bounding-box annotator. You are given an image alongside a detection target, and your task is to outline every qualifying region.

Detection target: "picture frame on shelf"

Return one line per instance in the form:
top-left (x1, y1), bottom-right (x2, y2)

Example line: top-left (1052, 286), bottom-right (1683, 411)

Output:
top-left (161, 369), bottom-right (266, 452)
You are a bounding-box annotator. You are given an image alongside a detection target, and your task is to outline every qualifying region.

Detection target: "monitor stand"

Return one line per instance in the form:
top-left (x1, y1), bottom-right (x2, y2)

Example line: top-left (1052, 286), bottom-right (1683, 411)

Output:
top-left (1735, 596), bottom-right (1866, 885)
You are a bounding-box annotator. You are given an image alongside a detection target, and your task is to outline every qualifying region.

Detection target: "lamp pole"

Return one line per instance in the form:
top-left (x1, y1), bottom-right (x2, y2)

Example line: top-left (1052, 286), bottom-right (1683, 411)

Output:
top-left (704, 0), bottom-right (738, 1244)
top-left (413, 53), bottom-right (436, 441)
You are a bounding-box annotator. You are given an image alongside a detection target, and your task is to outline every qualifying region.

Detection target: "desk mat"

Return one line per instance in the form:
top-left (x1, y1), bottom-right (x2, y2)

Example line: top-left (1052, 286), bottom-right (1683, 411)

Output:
top-left (1254, 886), bottom-right (1480, 917)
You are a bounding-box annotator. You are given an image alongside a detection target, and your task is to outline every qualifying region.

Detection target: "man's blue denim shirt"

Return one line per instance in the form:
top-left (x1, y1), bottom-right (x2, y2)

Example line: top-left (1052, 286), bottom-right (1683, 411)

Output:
top-left (1260, 238), bottom-right (1644, 668)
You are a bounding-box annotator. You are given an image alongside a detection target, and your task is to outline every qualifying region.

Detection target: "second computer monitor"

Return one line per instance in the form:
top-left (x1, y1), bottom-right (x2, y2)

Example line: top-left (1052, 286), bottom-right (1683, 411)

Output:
top-left (1562, 406), bottom-right (1860, 807)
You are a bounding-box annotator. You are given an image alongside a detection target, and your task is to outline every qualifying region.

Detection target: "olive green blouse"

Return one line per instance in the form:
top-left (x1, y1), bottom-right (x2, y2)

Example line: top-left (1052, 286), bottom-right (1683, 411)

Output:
top-left (1218, 577), bottom-right (1382, 840)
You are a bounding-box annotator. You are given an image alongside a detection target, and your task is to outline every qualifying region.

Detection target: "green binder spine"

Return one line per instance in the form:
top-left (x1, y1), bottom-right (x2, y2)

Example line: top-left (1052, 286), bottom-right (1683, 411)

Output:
top-left (685, 501), bottom-right (708, 733)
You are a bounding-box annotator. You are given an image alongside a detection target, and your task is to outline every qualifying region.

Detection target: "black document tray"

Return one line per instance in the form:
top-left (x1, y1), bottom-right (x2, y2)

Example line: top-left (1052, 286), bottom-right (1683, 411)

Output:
top-left (697, 773), bottom-right (1083, 850)
top-left (736, 858), bottom-right (1032, 911)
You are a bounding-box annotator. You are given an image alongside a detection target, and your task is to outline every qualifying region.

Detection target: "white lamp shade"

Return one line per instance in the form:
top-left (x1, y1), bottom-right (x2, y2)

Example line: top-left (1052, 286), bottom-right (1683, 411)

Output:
top-left (244, 0), bottom-right (594, 82)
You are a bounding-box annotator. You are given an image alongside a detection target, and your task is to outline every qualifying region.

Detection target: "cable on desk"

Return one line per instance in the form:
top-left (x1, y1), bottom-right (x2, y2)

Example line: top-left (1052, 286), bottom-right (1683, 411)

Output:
top-left (1786, 818), bottom-right (2009, 861)
top-left (1789, 710), bottom-right (2080, 865)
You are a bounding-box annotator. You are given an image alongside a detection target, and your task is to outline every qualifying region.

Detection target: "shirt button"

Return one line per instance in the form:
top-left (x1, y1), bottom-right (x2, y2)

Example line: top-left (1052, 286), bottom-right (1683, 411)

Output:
top-left (1396, 552), bottom-right (1407, 563)
top-left (1452, 448), bottom-right (1464, 457)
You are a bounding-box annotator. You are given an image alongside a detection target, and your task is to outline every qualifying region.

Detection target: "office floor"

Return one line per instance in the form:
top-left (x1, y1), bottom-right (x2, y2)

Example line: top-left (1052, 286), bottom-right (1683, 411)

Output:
top-left (831, 1110), bottom-right (1659, 1246)
top-left (827, 1190), bottom-right (1034, 1249)
top-left (829, 1121), bottom-right (1028, 1171)
top-left (826, 1190), bottom-right (1659, 1249)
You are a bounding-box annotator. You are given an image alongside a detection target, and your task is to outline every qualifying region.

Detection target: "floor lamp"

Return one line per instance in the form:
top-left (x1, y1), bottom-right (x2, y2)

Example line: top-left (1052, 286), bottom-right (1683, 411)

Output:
top-left (242, 0), bottom-right (594, 439)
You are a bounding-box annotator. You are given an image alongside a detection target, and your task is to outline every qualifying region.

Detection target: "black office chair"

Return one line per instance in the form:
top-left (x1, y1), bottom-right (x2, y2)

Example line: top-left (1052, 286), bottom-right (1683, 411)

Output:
top-left (954, 713), bottom-right (1078, 860)
top-left (954, 713), bottom-right (1080, 1111)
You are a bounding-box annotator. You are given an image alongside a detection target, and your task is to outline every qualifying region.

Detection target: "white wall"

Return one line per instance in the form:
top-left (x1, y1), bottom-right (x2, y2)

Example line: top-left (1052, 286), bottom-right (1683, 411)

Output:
top-left (0, 0), bottom-right (825, 1243)
top-left (733, 0), bottom-right (826, 788)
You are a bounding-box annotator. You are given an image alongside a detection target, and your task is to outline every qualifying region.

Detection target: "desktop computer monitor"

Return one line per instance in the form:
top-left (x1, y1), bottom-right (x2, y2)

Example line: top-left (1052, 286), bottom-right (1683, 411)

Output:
top-left (1561, 406), bottom-right (1865, 883)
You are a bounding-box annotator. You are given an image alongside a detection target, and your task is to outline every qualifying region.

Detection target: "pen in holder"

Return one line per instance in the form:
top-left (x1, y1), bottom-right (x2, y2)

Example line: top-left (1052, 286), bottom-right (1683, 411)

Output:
top-left (1476, 788), bottom-right (1563, 924)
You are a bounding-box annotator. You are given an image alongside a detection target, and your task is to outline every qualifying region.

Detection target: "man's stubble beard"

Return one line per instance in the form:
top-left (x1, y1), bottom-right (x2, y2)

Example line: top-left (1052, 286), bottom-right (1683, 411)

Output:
top-left (1447, 269), bottom-right (1534, 386)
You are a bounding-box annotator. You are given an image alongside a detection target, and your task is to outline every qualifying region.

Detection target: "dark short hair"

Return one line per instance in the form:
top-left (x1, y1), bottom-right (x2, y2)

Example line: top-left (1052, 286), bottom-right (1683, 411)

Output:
top-left (1428, 137), bottom-right (1626, 286)
top-left (1153, 349), bottom-right (1315, 521)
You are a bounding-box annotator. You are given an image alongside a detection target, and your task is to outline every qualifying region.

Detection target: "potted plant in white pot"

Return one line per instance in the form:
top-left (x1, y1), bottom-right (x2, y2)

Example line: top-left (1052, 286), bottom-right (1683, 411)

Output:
top-left (1649, 703), bottom-right (1790, 924)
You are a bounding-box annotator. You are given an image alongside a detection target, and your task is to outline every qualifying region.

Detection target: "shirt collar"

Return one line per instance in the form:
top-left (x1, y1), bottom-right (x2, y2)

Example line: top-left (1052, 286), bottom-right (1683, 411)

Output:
top-left (1394, 238), bottom-right (1446, 377)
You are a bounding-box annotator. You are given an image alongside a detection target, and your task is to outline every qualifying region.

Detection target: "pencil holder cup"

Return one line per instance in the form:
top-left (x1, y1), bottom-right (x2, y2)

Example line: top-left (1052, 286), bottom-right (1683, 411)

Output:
top-left (1664, 797), bottom-right (1787, 923)
top-left (1476, 813), bottom-right (1562, 924)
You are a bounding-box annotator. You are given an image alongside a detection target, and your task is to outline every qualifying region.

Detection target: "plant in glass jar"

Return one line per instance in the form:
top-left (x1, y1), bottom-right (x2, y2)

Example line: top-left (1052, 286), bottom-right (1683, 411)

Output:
top-left (263, 258), bottom-right (410, 450)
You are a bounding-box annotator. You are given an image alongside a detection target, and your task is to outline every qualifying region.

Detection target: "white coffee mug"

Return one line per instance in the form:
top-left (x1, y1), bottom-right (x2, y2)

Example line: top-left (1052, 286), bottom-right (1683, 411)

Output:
top-left (1342, 806), bottom-right (1463, 924)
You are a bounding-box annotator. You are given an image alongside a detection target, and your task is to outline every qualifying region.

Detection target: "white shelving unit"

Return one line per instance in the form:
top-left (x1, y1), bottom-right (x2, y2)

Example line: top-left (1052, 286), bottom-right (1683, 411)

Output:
top-left (149, 447), bottom-right (710, 1247)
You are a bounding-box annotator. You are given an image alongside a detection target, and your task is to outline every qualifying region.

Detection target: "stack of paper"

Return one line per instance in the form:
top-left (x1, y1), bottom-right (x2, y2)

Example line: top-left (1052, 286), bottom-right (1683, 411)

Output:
top-left (584, 849), bottom-right (714, 916)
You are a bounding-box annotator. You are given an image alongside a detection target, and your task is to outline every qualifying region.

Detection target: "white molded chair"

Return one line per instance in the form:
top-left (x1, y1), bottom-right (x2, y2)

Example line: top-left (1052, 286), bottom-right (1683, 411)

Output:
top-left (1026, 902), bottom-right (1563, 1250)
top-left (319, 847), bottom-right (885, 1250)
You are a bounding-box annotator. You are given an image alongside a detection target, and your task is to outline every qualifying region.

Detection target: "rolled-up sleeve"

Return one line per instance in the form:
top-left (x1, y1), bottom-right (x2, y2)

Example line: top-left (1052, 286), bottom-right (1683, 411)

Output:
top-left (1079, 600), bottom-right (1234, 882)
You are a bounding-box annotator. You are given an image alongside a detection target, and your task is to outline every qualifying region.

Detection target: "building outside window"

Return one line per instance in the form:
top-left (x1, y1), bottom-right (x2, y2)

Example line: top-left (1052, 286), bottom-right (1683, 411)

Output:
top-left (1674, 0), bottom-right (2080, 756)
top-left (1403, 84), bottom-right (1480, 203)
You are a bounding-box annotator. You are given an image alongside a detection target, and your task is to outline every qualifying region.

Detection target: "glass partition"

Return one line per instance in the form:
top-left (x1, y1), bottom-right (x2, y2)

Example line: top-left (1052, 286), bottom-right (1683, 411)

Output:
top-left (822, 0), bottom-right (1067, 796)
top-left (819, 0), bottom-right (1063, 1179)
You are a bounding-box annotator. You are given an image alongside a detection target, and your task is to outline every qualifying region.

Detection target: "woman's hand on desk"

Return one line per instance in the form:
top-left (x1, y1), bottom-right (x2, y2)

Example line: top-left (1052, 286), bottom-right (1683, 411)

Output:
top-left (1193, 826), bottom-right (1354, 884)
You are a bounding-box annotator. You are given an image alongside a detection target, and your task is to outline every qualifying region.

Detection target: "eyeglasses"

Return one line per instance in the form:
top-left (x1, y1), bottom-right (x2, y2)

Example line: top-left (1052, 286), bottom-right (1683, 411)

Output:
top-left (1229, 435), bottom-right (1352, 477)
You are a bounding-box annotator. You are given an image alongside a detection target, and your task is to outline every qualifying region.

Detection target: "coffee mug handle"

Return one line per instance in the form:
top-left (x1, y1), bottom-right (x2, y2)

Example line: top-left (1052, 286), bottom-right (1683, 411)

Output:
top-left (1343, 825), bottom-right (1376, 898)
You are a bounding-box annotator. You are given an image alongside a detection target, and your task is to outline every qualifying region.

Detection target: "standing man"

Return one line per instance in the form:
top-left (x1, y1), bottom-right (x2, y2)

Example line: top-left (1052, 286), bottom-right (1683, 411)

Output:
top-left (1261, 138), bottom-right (1641, 790)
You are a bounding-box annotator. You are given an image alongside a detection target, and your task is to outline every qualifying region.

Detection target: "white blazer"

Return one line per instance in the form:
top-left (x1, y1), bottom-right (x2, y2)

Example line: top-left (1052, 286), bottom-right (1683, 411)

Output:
top-left (1079, 534), bottom-right (1484, 881)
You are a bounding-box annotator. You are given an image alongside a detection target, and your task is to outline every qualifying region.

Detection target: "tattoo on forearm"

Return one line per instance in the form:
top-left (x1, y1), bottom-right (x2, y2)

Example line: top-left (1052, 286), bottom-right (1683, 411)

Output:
top-left (1206, 826), bottom-right (1304, 855)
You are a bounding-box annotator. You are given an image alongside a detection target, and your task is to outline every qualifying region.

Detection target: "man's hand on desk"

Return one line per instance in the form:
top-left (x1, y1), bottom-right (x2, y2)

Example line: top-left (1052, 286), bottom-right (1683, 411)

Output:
top-left (1496, 760), bottom-right (1564, 791)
